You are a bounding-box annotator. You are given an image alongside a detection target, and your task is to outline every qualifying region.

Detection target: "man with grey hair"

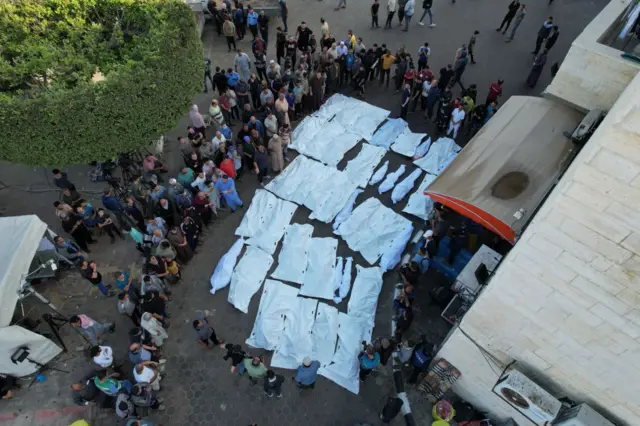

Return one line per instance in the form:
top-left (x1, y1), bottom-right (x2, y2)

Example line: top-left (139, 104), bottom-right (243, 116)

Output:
top-left (295, 357), bottom-right (320, 389)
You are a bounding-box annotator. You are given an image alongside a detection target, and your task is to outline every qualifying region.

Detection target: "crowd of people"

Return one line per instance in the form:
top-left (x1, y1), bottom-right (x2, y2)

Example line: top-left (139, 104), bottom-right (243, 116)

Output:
top-left (39, 1), bottom-right (568, 424)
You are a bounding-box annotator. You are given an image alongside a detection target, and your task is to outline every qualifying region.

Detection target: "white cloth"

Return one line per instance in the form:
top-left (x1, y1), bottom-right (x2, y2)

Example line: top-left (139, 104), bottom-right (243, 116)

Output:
top-left (379, 224), bottom-right (414, 271)
top-left (332, 257), bottom-right (344, 292)
top-left (140, 313), bottom-right (168, 347)
top-left (271, 224), bottom-right (314, 284)
top-left (402, 173), bottom-right (437, 220)
top-left (369, 160), bottom-right (389, 185)
top-left (413, 137), bottom-right (432, 159)
top-left (332, 189), bottom-right (363, 232)
top-left (332, 100), bottom-right (390, 141)
top-left (93, 346), bottom-right (113, 368)
top-left (335, 197), bottom-right (413, 264)
top-left (210, 238), bottom-right (244, 294)
top-left (246, 280), bottom-right (299, 350)
top-left (413, 137), bottom-right (462, 174)
top-left (369, 118), bottom-right (408, 149)
top-left (343, 143), bottom-right (387, 188)
top-left (378, 165), bottom-right (406, 194)
top-left (299, 238), bottom-right (339, 300)
top-left (228, 246), bottom-right (274, 313)
top-left (235, 189), bottom-right (297, 254)
top-left (391, 130), bottom-right (428, 158)
top-left (391, 168), bottom-right (423, 204)
top-left (347, 266), bottom-right (383, 329)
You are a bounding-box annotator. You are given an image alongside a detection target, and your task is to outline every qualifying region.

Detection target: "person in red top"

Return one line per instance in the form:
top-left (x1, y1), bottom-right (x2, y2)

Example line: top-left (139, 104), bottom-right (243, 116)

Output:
top-left (219, 157), bottom-right (236, 179)
top-left (218, 94), bottom-right (233, 125)
top-left (485, 79), bottom-right (504, 105)
top-left (403, 66), bottom-right (415, 89)
top-left (419, 65), bottom-right (434, 82)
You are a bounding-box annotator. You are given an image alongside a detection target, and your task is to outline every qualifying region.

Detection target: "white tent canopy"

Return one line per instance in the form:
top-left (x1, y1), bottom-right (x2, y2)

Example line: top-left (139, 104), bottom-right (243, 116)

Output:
top-left (0, 215), bottom-right (62, 376)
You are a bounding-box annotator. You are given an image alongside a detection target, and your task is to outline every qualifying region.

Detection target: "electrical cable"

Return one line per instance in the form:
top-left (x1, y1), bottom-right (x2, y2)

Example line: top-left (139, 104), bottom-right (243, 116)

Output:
top-left (458, 325), bottom-right (510, 376)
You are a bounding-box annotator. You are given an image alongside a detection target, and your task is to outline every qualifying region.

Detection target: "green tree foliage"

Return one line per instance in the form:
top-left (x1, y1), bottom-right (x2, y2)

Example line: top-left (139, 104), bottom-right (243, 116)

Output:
top-left (0, 0), bottom-right (203, 166)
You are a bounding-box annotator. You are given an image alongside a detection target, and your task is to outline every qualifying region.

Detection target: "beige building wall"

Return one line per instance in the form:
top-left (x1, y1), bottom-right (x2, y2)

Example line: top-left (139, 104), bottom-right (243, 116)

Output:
top-left (437, 72), bottom-right (640, 425)
top-left (544, 0), bottom-right (640, 112)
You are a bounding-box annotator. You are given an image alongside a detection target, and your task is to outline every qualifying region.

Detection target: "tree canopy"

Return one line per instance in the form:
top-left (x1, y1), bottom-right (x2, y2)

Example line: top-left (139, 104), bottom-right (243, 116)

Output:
top-left (0, 0), bottom-right (203, 166)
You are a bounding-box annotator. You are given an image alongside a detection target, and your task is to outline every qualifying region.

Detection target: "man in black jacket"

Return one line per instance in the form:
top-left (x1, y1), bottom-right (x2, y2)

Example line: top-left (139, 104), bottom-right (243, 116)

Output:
top-left (495, 0), bottom-right (520, 34)
top-left (417, 0), bottom-right (435, 27)
top-left (213, 67), bottom-right (228, 95)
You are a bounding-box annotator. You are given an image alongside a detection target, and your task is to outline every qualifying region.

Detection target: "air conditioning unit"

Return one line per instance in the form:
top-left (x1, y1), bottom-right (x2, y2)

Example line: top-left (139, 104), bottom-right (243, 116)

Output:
top-left (552, 404), bottom-right (614, 426)
top-left (493, 369), bottom-right (562, 425)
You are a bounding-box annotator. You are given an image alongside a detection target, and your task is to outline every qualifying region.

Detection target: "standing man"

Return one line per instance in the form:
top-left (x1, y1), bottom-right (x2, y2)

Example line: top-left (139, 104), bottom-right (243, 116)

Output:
top-left (233, 6), bottom-right (245, 40)
top-left (52, 169), bottom-right (76, 191)
top-left (468, 30), bottom-right (479, 64)
top-left (496, 0), bottom-right (520, 34)
top-left (532, 17), bottom-right (553, 55)
top-left (276, 28), bottom-right (286, 65)
top-left (234, 49), bottom-right (251, 82)
top-left (379, 49), bottom-right (396, 87)
top-left (385, 0), bottom-right (397, 29)
top-left (335, 0), bottom-right (347, 11)
top-left (296, 22), bottom-right (313, 53)
top-left (320, 18), bottom-right (330, 38)
top-left (295, 357), bottom-right (320, 389)
top-left (371, 0), bottom-right (380, 28)
top-left (193, 312), bottom-right (226, 348)
top-left (263, 370), bottom-right (284, 398)
top-left (400, 83), bottom-right (411, 119)
top-left (417, 0), bottom-right (435, 27)
top-left (247, 8), bottom-right (259, 38)
top-left (485, 79), bottom-right (504, 105)
top-left (223, 17), bottom-right (237, 52)
top-left (447, 103), bottom-right (465, 139)
top-left (545, 26), bottom-right (560, 51)
top-left (505, 4), bottom-right (526, 42)
top-left (279, 0), bottom-right (288, 33)
top-left (258, 11), bottom-right (269, 45)
top-left (402, 0), bottom-right (414, 31)
top-left (204, 58), bottom-right (214, 93)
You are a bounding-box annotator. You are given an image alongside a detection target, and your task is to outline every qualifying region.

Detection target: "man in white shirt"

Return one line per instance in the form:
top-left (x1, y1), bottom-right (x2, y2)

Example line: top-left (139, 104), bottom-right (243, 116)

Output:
top-left (211, 131), bottom-right (226, 152)
top-left (91, 345), bottom-right (114, 368)
top-left (134, 362), bottom-right (161, 391)
top-left (448, 104), bottom-right (466, 140)
top-left (191, 171), bottom-right (208, 192)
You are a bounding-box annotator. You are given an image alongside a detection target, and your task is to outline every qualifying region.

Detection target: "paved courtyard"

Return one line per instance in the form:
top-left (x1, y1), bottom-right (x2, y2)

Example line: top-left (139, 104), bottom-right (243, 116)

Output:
top-left (0, 0), bottom-right (609, 425)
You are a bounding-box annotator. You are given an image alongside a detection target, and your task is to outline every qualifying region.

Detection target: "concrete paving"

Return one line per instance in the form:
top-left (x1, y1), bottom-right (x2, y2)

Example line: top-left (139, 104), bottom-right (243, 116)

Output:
top-left (0, 0), bottom-right (609, 425)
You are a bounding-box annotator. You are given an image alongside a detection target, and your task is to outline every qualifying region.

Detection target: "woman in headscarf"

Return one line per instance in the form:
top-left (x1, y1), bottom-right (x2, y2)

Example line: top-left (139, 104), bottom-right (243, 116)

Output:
top-left (215, 175), bottom-right (243, 212)
top-left (194, 191), bottom-right (214, 226)
top-left (140, 312), bottom-right (169, 347)
top-left (189, 105), bottom-right (207, 138)
top-left (267, 134), bottom-right (285, 173)
top-left (526, 49), bottom-right (548, 88)
top-left (167, 226), bottom-right (194, 264)
top-left (208, 99), bottom-right (225, 129)
top-left (274, 92), bottom-right (290, 126)
top-left (154, 239), bottom-right (177, 261)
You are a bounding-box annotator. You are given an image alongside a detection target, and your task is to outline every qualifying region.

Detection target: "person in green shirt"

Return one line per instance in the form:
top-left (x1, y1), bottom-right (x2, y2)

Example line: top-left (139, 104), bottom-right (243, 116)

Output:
top-left (237, 355), bottom-right (267, 384)
top-left (94, 370), bottom-right (131, 396)
top-left (177, 167), bottom-right (195, 188)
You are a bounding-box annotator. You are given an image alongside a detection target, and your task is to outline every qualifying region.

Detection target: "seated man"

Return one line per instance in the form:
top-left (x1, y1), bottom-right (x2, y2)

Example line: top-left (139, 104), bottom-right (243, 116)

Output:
top-left (399, 261), bottom-right (421, 287)
top-left (54, 236), bottom-right (87, 263)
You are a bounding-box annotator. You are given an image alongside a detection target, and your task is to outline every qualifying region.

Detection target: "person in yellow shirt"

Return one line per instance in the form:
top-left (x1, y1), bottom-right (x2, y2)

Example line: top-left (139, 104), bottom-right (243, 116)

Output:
top-left (379, 50), bottom-right (396, 87)
top-left (347, 30), bottom-right (357, 51)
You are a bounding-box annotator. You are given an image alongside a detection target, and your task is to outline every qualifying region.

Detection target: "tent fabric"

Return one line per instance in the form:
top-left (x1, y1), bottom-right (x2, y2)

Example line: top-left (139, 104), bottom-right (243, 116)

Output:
top-left (0, 215), bottom-right (48, 327)
top-left (370, 118), bottom-right (408, 149)
top-left (319, 313), bottom-right (372, 394)
top-left (210, 238), bottom-right (245, 294)
top-left (403, 173), bottom-right (438, 220)
top-left (391, 130), bottom-right (428, 157)
top-left (391, 169), bottom-right (423, 204)
top-left (245, 279), bottom-right (299, 350)
top-left (271, 224), bottom-right (314, 284)
top-left (347, 266), bottom-right (383, 330)
top-left (335, 198), bottom-right (413, 265)
top-left (299, 238), bottom-right (339, 300)
top-left (413, 137), bottom-right (462, 174)
top-left (271, 297), bottom-right (319, 369)
top-left (228, 246), bottom-right (273, 313)
top-left (343, 143), bottom-right (387, 188)
top-left (234, 189), bottom-right (297, 254)
top-left (425, 96), bottom-right (583, 242)
top-left (0, 326), bottom-right (63, 376)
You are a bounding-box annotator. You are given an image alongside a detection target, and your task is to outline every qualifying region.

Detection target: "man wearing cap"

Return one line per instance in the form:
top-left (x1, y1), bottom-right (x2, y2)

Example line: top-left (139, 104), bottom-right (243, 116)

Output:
top-left (295, 357), bottom-right (320, 389)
